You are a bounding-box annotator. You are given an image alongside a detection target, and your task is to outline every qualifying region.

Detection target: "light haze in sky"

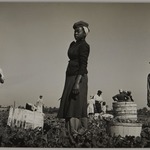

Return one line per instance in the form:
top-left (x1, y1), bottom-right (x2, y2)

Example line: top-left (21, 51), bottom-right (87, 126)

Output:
top-left (0, 3), bottom-right (150, 109)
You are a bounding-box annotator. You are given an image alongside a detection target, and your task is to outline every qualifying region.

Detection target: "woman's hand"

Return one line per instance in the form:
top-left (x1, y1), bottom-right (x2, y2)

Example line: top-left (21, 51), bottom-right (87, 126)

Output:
top-left (72, 75), bottom-right (82, 95)
top-left (72, 83), bottom-right (80, 95)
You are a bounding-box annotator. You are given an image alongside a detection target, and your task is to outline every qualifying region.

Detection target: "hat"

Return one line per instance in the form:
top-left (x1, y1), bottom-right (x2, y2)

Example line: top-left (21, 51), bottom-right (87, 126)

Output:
top-left (73, 21), bottom-right (89, 31)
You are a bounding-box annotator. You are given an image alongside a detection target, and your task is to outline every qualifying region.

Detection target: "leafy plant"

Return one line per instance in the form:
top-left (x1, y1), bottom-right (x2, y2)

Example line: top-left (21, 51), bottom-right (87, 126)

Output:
top-left (0, 111), bottom-right (150, 148)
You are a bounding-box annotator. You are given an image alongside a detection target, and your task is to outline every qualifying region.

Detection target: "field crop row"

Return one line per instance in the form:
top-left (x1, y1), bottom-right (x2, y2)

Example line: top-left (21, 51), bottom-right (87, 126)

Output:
top-left (0, 111), bottom-right (150, 148)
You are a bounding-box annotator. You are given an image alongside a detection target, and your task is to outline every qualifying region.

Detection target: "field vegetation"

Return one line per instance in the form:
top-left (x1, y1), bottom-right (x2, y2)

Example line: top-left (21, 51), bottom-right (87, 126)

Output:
top-left (0, 107), bottom-right (150, 148)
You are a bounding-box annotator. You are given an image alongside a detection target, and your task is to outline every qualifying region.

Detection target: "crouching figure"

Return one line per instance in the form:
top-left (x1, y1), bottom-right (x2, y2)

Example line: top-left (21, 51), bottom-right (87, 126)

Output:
top-left (0, 68), bottom-right (4, 84)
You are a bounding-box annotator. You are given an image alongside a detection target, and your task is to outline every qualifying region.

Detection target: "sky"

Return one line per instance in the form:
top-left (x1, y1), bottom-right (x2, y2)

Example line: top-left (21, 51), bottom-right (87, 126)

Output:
top-left (0, 2), bottom-right (150, 109)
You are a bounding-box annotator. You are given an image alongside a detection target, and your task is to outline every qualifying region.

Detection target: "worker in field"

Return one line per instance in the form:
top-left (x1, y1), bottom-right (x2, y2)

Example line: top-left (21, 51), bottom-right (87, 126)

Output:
top-left (87, 95), bottom-right (95, 119)
top-left (112, 89), bottom-right (129, 102)
top-left (36, 95), bottom-right (44, 113)
top-left (94, 90), bottom-right (103, 113)
top-left (100, 101), bottom-right (107, 114)
top-left (126, 91), bottom-right (134, 102)
top-left (57, 21), bottom-right (90, 142)
top-left (0, 68), bottom-right (4, 84)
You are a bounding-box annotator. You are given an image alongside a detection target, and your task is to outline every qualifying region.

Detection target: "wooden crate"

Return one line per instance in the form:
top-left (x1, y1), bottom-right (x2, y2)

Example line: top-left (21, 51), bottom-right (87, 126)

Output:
top-left (7, 106), bottom-right (44, 129)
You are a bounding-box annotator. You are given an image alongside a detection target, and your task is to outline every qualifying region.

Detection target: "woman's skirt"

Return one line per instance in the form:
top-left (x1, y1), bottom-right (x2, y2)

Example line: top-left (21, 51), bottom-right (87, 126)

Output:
top-left (95, 101), bottom-right (102, 113)
top-left (57, 74), bottom-right (88, 118)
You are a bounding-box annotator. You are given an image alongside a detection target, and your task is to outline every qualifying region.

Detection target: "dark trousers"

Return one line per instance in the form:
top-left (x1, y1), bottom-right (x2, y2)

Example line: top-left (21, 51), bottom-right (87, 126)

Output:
top-left (95, 101), bottom-right (101, 113)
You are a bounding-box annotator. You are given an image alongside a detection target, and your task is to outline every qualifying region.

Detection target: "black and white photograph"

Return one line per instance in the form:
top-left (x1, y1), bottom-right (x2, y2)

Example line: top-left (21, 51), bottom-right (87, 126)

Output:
top-left (0, 1), bottom-right (150, 148)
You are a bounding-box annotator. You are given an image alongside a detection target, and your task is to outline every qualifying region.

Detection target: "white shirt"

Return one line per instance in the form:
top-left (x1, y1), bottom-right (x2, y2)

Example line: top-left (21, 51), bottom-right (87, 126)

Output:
top-left (36, 98), bottom-right (43, 113)
top-left (94, 94), bottom-right (103, 102)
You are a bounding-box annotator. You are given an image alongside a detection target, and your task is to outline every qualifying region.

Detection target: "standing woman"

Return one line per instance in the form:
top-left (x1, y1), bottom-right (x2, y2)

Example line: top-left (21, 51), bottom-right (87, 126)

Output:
top-left (57, 21), bottom-right (90, 136)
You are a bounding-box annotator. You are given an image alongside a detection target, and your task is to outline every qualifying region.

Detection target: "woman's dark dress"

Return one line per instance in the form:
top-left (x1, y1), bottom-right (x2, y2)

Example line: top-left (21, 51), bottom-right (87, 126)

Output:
top-left (57, 39), bottom-right (90, 119)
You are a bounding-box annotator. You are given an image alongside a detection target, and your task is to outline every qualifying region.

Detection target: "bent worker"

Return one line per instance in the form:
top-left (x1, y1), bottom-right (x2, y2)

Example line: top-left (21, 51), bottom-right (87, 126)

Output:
top-left (112, 89), bottom-right (129, 102)
top-left (94, 90), bottom-right (103, 113)
top-left (0, 68), bottom-right (4, 84)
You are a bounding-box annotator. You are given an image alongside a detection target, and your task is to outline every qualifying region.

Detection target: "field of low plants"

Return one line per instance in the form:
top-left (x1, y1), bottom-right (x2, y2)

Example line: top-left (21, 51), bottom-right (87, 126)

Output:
top-left (0, 109), bottom-right (150, 148)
